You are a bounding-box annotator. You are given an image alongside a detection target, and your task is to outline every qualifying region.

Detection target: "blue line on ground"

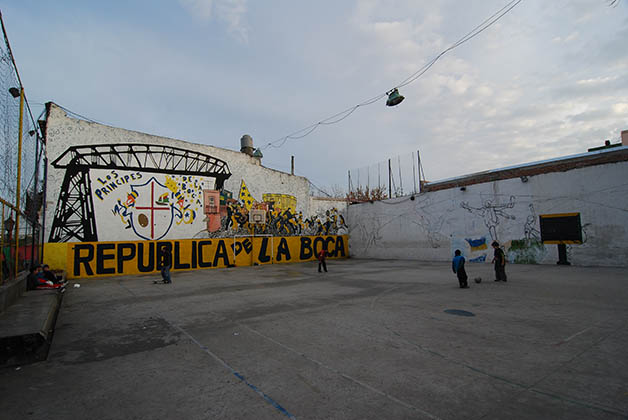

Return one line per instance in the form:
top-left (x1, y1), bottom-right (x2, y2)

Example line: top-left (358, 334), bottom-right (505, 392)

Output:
top-left (172, 323), bottom-right (297, 420)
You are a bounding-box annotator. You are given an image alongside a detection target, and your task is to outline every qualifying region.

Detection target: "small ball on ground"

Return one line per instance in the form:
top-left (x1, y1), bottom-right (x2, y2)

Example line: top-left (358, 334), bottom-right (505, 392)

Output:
top-left (474, 277), bottom-right (482, 283)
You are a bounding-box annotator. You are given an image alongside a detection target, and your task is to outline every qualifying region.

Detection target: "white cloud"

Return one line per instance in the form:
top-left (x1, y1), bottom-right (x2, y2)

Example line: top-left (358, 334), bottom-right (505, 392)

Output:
top-left (612, 103), bottom-right (628, 115)
top-left (179, 0), bottom-right (249, 43)
top-left (215, 0), bottom-right (249, 43)
top-left (179, 0), bottom-right (213, 19)
top-left (9, 0), bottom-right (628, 189)
top-left (564, 31), bottom-right (579, 42)
top-left (577, 76), bottom-right (618, 85)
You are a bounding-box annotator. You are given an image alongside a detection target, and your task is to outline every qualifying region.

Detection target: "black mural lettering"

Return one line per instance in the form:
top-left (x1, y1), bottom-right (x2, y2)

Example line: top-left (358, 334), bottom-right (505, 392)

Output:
top-left (234, 242), bottom-right (243, 256)
top-left (96, 243), bottom-right (116, 275)
top-left (137, 242), bottom-right (155, 272)
top-left (213, 239), bottom-right (230, 267)
top-left (156, 242), bottom-right (172, 270)
top-left (300, 237), bottom-right (313, 259)
top-left (243, 238), bottom-right (253, 254)
top-left (313, 237), bottom-right (325, 255)
top-left (325, 237), bottom-right (336, 257)
top-left (117, 243), bottom-right (136, 273)
top-left (258, 237), bottom-right (271, 263)
top-left (197, 240), bottom-right (212, 267)
top-left (335, 236), bottom-right (346, 257)
top-left (191, 241), bottom-right (197, 269)
top-left (276, 238), bottom-right (291, 261)
top-left (73, 244), bottom-right (94, 276)
top-left (174, 241), bottom-right (190, 269)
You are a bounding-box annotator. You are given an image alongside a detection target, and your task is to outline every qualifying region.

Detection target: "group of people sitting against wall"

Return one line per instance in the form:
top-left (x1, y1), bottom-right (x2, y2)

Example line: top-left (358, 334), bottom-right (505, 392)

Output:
top-left (26, 264), bottom-right (66, 290)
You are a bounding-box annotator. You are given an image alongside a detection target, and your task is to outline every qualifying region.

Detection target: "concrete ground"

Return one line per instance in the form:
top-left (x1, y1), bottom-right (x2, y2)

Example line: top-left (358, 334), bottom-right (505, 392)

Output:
top-left (1, 259), bottom-right (627, 420)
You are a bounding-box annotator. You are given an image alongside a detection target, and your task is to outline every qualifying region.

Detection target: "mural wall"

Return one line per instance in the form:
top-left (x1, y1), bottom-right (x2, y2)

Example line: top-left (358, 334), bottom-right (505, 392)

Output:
top-left (348, 160), bottom-right (628, 267)
top-left (66, 235), bottom-right (348, 279)
top-left (42, 103), bottom-right (348, 273)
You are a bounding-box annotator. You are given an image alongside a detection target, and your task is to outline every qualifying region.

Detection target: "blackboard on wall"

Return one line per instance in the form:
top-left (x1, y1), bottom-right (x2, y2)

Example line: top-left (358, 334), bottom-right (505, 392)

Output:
top-left (539, 213), bottom-right (582, 244)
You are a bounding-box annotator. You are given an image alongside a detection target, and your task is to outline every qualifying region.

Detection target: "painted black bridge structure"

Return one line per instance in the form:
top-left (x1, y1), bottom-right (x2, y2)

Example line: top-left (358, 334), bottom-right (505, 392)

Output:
top-left (49, 143), bottom-right (232, 243)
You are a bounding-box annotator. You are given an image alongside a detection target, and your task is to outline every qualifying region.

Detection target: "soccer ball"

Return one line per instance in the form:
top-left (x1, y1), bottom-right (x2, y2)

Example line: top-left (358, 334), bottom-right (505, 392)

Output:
top-left (474, 277), bottom-right (482, 284)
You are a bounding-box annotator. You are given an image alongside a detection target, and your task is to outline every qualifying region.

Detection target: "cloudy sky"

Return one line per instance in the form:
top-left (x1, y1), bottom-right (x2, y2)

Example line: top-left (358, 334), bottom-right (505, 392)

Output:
top-left (2, 0), bottom-right (627, 193)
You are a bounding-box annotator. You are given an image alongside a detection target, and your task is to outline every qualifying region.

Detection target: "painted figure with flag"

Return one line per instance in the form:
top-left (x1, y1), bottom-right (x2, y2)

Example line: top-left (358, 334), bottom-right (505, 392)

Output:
top-left (238, 179), bottom-right (257, 211)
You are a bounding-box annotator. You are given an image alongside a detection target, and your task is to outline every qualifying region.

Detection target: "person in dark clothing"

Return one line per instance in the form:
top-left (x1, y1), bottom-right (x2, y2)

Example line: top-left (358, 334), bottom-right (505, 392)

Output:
top-left (28, 265), bottom-right (64, 290)
top-left (452, 249), bottom-right (469, 288)
top-left (317, 247), bottom-right (328, 273)
top-left (159, 246), bottom-right (172, 284)
top-left (492, 241), bottom-right (507, 282)
top-left (42, 264), bottom-right (64, 284)
top-left (26, 265), bottom-right (40, 290)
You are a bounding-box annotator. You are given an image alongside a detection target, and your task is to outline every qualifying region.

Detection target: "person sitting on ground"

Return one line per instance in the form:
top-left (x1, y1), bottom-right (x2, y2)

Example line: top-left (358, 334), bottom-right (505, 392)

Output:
top-left (26, 265), bottom-right (40, 290)
top-left (452, 249), bottom-right (469, 288)
top-left (42, 264), bottom-right (65, 284)
top-left (30, 265), bottom-right (64, 290)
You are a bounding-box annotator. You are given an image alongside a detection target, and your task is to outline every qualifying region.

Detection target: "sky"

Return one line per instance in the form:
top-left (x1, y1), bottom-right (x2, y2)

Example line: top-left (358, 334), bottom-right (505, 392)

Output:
top-left (1, 0), bottom-right (627, 194)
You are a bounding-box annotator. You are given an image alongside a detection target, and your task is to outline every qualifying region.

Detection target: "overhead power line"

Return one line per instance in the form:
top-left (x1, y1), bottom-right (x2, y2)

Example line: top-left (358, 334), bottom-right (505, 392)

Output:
top-left (260, 0), bottom-right (523, 151)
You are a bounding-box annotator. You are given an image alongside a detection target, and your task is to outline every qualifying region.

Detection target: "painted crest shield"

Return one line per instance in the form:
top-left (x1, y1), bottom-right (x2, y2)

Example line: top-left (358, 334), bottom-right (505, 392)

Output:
top-left (128, 177), bottom-right (177, 240)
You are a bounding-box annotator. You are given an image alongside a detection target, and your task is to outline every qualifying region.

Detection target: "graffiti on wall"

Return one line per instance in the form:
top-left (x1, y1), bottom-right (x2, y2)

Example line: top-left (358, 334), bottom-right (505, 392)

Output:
top-left (465, 237), bottom-right (488, 262)
top-left (48, 143), bottom-right (231, 243)
top-left (460, 196), bottom-right (516, 241)
top-left (109, 175), bottom-right (205, 240)
top-left (198, 179), bottom-right (347, 238)
top-left (48, 144), bottom-right (347, 243)
top-left (67, 235), bottom-right (349, 278)
top-left (411, 195), bottom-right (455, 248)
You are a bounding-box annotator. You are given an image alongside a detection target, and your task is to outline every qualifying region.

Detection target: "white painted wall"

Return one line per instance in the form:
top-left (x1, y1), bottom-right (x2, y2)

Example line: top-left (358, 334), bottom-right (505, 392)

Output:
top-left (44, 103), bottom-right (311, 242)
top-left (348, 159), bottom-right (628, 267)
top-left (309, 197), bottom-right (348, 218)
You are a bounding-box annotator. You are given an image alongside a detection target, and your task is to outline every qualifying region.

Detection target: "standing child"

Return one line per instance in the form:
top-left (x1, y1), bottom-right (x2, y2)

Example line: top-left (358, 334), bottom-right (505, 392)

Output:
top-left (452, 250), bottom-right (469, 288)
top-left (491, 241), bottom-right (507, 282)
top-left (317, 247), bottom-right (328, 273)
top-left (159, 246), bottom-right (172, 284)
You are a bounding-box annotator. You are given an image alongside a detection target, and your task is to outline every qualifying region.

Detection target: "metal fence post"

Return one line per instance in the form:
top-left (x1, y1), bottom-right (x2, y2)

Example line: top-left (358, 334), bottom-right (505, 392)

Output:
top-left (15, 87), bottom-right (24, 277)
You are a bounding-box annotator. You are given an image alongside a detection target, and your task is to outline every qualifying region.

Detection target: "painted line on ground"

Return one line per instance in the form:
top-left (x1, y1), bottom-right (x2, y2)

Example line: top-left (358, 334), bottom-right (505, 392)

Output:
top-left (117, 280), bottom-right (297, 420)
top-left (554, 327), bottom-right (591, 346)
top-left (384, 324), bottom-right (628, 418)
top-left (240, 323), bottom-right (442, 420)
top-left (171, 323), bottom-right (297, 420)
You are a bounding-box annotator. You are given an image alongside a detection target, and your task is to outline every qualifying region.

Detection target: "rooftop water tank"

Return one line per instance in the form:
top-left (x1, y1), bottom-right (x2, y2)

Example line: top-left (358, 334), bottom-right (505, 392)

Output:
top-left (240, 134), bottom-right (254, 156)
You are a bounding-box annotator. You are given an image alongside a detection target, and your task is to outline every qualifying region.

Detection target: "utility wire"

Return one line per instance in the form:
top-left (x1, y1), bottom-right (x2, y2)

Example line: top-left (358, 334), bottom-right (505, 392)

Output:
top-left (1, 11), bottom-right (40, 136)
top-left (55, 103), bottom-right (109, 125)
top-left (260, 0), bottom-right (523, 151)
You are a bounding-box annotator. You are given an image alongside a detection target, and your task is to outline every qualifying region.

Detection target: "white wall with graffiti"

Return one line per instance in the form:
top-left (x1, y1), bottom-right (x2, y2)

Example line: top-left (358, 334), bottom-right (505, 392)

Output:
top-left (347, 159), bottom-right (628, 267)
top-left (43, 103), bottom-right (346, 243)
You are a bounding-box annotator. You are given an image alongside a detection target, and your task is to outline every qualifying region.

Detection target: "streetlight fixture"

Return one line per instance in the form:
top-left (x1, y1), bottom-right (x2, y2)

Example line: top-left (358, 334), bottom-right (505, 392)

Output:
top-left (386, 88), bottom-right (405, 107)
top-left (8, 87), bottom-right (20, 98)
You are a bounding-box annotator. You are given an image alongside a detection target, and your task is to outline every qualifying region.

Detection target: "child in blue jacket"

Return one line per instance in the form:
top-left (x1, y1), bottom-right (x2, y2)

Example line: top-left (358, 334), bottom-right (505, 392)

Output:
top-left (452, 250), bottom-right (469, 288)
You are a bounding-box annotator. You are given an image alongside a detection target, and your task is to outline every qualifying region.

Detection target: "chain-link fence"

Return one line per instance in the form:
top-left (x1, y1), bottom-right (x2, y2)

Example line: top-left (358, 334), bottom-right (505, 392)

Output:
top-left (348, 150), bottom-right (426, 201)
top-left (1, 12), bottom-right (46, 284)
